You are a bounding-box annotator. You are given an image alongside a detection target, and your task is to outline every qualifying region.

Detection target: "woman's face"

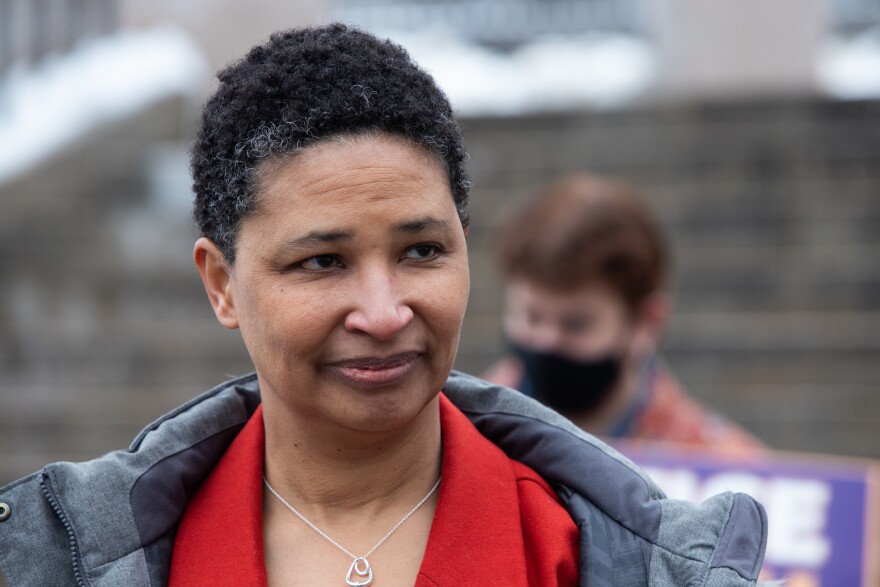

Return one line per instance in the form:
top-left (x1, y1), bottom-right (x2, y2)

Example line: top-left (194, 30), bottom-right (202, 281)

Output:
top-left (209, 134), bottom-right (469, 434)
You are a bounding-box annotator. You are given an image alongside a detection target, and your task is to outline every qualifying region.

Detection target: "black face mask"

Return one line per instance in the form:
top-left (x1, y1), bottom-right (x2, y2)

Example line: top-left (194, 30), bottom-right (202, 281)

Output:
top-left (509, 341), bottom-right (624, 415)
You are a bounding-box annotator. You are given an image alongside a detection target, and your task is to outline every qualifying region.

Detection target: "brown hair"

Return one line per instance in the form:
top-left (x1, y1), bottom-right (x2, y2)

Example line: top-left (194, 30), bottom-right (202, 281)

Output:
top-left (494, 173), bottom-right (668, 312)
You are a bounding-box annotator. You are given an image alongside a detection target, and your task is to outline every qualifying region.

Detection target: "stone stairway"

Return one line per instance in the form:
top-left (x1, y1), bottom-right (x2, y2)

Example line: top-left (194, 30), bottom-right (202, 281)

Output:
top-left (0, 97), bottom-right (254, 484)
top-left (2, 97), bottom-right (878, 485)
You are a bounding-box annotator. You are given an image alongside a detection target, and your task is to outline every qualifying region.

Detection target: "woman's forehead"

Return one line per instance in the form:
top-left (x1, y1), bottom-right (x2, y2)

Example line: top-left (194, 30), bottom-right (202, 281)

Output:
top-left (258, 135), bottom-right (448, 205)
top-left (237, 135), bottom-right (458, 248)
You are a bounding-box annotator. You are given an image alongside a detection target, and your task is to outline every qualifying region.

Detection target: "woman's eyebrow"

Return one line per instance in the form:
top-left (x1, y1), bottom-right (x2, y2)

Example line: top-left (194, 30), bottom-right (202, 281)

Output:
top-left (276, 219), bottom-right (450, 253)
top-left (395, 218), bottom-right (451, 234)
top-left (279, 230), bottom-right (352, 251)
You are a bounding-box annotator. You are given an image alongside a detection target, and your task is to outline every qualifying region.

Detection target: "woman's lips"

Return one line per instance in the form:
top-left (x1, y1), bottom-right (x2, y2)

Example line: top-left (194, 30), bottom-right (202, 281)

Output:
top-left (327, 351), bottom-right (421, 388)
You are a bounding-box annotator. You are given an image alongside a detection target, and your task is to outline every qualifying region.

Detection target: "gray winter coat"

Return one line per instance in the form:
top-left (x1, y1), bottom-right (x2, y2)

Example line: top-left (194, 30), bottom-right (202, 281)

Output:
top-left (0, 371), bottom-right (767, 586)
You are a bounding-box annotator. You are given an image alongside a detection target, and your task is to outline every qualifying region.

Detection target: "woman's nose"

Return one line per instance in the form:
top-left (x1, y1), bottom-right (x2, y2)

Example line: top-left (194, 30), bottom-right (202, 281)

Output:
top-left (343, 268), bottom-right (414, 341)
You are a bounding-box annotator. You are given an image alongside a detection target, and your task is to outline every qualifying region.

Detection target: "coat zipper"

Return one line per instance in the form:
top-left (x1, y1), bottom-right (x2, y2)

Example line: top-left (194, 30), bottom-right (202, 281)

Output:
top-left (39, 472), bottom-right (90, 587)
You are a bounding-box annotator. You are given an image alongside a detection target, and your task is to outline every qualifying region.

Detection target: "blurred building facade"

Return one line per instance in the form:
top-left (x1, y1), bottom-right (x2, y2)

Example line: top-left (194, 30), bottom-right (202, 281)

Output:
top-left (1, 0), bottom-right (879, 484)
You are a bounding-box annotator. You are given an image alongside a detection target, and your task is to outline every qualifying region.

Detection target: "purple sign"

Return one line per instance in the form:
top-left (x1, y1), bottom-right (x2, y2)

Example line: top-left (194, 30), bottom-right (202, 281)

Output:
top-left (612, 441), bottom-right (880, 587)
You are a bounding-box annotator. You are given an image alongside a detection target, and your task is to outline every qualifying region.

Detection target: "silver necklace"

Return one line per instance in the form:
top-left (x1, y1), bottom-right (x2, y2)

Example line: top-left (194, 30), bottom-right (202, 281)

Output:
top-left (263, 475), bottom-right (441, 587)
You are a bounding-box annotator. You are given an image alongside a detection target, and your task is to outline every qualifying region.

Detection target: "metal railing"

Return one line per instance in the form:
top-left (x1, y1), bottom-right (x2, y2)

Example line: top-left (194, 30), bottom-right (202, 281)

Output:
top-left (329, 0), bottom-right (649, 47)
top-left (0, 0), bottom-right (117, 78)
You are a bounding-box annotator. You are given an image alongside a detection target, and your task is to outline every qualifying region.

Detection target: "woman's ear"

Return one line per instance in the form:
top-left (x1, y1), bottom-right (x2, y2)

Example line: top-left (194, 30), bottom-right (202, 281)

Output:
top-left (194, 237), bottom-right (239, 329)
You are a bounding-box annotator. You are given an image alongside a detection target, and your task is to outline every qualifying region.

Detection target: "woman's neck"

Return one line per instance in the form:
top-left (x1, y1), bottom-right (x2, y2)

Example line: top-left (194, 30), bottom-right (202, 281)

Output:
top-left (261, 393), bottom-right (442, 516)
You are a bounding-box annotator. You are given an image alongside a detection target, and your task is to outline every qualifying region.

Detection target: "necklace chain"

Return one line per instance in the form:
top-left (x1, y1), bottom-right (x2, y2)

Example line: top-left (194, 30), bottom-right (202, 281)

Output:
top-left (263, 474), bottom-right (441, 565)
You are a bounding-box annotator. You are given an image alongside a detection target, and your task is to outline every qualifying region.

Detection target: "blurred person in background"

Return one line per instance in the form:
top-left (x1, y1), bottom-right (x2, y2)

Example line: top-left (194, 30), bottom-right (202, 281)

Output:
top-left (486, 173), bottom-right (764, 455)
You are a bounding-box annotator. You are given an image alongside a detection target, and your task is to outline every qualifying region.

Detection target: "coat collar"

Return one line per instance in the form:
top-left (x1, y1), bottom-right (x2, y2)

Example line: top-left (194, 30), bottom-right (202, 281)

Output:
top-left (168, 394), bottom-right (531, 587)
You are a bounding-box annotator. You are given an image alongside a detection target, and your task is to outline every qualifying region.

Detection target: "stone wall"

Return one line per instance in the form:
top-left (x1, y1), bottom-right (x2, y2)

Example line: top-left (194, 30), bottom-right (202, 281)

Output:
top-left (2, 97), bottom-right (878, 484)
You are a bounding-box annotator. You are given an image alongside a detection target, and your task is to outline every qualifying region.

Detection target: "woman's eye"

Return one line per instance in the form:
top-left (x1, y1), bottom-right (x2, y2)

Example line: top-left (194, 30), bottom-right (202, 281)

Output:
top-left (404, 244), bottom-right (441, 261)
top-left (299, 255), bottom-right (342, 271)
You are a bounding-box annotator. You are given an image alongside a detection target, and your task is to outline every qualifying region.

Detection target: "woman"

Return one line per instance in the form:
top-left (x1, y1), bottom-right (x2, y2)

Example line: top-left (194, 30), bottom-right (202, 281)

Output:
top-left (0, 25), bottom-right (767, 586)
top-left (486, 174), bottom-right (764, 455)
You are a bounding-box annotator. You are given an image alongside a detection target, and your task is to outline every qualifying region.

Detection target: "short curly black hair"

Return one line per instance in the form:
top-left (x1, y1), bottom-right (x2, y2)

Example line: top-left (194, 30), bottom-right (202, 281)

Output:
top-left (191, 23), bottom-right (470, 262)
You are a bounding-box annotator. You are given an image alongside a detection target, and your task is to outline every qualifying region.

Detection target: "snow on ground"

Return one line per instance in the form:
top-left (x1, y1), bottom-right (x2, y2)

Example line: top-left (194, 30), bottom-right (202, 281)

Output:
top-left (377, 28), bottom-right (657, 116)
top-left (0, 28), bottom-right (208, 183)
top-left (3, 19), bottom-right (877, 183)
top-left (0, 23), bottom-right (651, 183)
top-left (816, 25), bottom-right (880, 100)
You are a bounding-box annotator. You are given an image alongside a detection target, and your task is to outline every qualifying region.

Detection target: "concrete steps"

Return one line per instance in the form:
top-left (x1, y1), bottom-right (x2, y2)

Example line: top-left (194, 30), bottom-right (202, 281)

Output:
top-left (0, 97), bottom-right (254, 484)
top-left (2, 97), bottom-right (879, 485)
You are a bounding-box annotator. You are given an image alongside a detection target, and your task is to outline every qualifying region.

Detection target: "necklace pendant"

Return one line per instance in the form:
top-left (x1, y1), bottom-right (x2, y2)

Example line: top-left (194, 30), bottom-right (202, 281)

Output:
top-left (345, 557), bottom-right (373, 587)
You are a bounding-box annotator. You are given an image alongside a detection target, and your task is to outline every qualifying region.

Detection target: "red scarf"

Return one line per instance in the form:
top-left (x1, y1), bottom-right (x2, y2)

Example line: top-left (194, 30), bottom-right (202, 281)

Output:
top-left (169, 395), bottom-right (578, 586)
